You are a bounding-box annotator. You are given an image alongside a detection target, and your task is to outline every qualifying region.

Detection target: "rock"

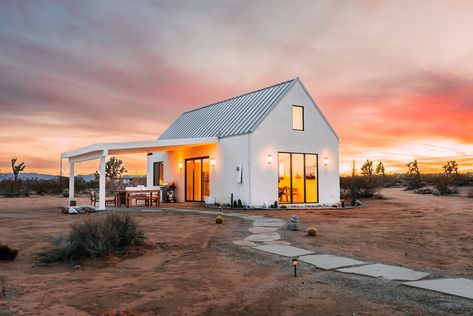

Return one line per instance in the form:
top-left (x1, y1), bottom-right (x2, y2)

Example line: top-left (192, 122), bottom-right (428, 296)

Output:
top-left (74, 265), bottom-right (81, 270)
top-left (287, 214), bottom-right (300, 231)
top-left (68, 207), bottom-right (78, 214)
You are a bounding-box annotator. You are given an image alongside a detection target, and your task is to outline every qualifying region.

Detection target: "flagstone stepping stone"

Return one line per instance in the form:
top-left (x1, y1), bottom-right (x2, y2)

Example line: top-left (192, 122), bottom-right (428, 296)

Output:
top-left (140, 209), bottom-right (163, 213)
top-left (245, 233), bottom-right (281, 242)
top-left (299, 254), bottom-right (366, 270)
top-left (196, 210), bottom-right (220, 215)
top-left (253, 218), bottom-right (285, 227)
top-left (254, 245), bottom-right (314, 257)
top-left (233, 240), bottom-right (258, 247)
top-left (222, 213), bottom-right (244, 217)
top-left (248, 227), bottom-right (279, 234)
top-left (403, 278), bottom-right (473, 300)
top-left (337, 263), bottom-right (429, 281)
top-left (239, 215), bottom-right (265, 221)
top-left (263, 240), bottom-right (291, 246)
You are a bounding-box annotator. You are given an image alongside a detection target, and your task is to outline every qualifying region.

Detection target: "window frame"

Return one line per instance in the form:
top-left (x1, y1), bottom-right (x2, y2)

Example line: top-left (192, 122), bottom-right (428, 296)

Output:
top-left (153, 161), bottom-right (164, 186)
top-left (292, 105), bottom-right (305, 131)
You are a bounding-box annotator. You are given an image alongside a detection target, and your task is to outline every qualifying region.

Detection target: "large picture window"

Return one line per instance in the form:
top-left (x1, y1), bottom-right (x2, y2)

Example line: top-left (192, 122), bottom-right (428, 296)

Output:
top-left (292, 105), bottom-right (304, 130)
top-left (153, 161), bottom-right (164, 186)
top-left (278, 152), bottom-right (318, 203)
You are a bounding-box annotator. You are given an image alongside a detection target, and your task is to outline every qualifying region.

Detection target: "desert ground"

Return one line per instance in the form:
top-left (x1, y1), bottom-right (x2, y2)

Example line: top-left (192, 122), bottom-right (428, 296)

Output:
top-left (1, 188), bottom-right (472, 315)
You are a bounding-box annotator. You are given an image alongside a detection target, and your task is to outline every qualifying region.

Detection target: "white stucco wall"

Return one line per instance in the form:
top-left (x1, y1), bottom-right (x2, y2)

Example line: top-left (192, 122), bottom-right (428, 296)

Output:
top-left (249, 80), bottom-right (340, 206)
top-left (146, 136), bottom-right (249, 205)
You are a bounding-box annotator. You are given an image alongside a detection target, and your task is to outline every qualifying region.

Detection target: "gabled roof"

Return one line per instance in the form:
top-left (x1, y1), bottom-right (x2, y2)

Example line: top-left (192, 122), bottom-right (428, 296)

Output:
top-left (158, 78), bottom-right (297, 140)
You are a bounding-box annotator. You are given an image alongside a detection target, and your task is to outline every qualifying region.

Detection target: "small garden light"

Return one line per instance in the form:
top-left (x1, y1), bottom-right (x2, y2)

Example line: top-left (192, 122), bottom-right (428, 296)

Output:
top-left (292, 258), bottom-right (298, 277)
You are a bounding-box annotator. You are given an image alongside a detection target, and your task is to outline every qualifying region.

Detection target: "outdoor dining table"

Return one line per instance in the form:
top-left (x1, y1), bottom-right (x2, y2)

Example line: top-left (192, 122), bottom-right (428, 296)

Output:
top-left (125, 189), bottom-right (161, 207)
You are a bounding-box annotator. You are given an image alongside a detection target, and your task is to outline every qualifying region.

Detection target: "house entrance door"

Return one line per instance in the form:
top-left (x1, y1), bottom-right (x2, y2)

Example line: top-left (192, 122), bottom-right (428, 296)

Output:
top-left (185, 157), bottom-right (210, 202)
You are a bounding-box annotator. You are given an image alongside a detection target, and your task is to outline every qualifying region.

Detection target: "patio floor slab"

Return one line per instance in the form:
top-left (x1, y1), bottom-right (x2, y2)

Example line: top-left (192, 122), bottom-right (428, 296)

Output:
top-left (239, 215), bottom-right (265, 221)
top-left (337, 263), bottom-right (429, 281)
top-left (233, 240), bottom-right (258, 247)
top-left (245, 233), bottom-right (281, 242)
top-left (403, 278), bottom-right (473, 300)
top-left (254, 245), bottom-right (314, 257)
top-left (299, 254), bottom-right (366, 270)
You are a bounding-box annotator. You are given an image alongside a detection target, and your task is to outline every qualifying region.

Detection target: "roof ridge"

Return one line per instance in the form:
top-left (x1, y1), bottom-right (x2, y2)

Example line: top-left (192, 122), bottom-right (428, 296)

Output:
top-left (182, 78), bottom-right (296, 114)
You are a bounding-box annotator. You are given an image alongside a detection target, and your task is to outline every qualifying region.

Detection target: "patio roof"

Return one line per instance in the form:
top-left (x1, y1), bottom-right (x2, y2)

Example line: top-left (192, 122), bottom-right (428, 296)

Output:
top-left (61, 137), bottom-right (219, 164)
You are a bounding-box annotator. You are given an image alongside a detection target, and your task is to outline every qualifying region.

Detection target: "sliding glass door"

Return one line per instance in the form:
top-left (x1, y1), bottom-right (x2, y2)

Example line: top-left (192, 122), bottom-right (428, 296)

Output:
top-left (185, 157), bottom-right (210, 202)
top-left (278, 152), bottom-right (318, 204)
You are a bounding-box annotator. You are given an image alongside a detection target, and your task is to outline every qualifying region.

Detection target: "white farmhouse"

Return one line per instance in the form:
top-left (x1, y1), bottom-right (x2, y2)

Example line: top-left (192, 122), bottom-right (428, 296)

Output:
top-left (62, 78), bottom-right (340, 209)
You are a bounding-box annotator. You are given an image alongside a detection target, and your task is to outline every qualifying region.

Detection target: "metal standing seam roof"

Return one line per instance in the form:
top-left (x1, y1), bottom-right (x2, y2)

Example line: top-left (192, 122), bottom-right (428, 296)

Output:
top-left (158, 78), bottom-right (297, 140)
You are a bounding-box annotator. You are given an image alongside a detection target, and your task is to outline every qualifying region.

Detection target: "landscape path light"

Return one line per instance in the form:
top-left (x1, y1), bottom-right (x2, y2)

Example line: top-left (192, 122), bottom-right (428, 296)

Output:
top-left (292, 258), bottom-right (298, 277)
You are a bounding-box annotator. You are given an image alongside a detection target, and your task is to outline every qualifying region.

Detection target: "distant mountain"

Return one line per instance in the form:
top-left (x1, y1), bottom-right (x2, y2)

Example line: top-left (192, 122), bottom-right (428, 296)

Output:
top-left (0, 173), bottom-right (96, 181)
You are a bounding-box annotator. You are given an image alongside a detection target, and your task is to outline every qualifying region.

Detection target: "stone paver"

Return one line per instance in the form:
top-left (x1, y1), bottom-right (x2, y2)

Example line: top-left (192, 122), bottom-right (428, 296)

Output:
top-left (263, 240), bottom-right (291, 246)
top-left (253, 218), bottom-right (285, 227)
top-left (299, 254), bottom-right (366, 270)
top-left (239, 215), bottom-right (265, 221)
top-left (337, 263), bottom-right (429, 281)
top-left (254, 245), bottom-right (314, 257)
top-left (403, 278), bottom-right (473, 300)
top-left (245, 233), bottom-right (281, 242)
top-left (248, 227), bottom-right (279, 234)
top-left (233, 240), bottom-right (258, 247)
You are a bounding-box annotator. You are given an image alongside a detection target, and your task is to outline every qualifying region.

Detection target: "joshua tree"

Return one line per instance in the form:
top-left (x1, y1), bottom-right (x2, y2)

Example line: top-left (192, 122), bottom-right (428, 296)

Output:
top-left (443, 161), bottom-right (458, 175)
top-left (95, 157), bottom-right (127, 191)
top-left (11, 158), bottom-right (26, 197)
top-left (407, 160), bottom-right (420, 175)
top-left (375, 161), bottom-right (385, 175)
top-left (360, 159), bottom-right (374, 176)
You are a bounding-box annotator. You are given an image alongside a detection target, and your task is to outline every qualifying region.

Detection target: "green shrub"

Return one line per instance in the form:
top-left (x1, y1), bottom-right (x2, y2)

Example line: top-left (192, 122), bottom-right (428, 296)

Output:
top-left (42, 213), bottom-right (144, 262)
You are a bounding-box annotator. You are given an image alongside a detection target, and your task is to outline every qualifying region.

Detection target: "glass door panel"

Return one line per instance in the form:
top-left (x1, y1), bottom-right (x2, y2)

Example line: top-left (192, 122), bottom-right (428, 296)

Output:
top-left (194, 159), bottom-right (202, 201)
top-left (291, 154), bottom-right (305, 203)
top-left (202, 158), bottom-right (210, 197)
top-left (305, 154), bottom-right (318, 203)
top-left (186, 160), bottom-right (194, 201)
top-left (278, 153), bottom-right (291, 203)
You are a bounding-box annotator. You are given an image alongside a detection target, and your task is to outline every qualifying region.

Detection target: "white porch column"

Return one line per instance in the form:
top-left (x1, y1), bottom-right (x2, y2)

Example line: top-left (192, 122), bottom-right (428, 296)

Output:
top-left (69, 162), bottom-right (74, 202)
top-left (99, 155), bottom-right (106, 210)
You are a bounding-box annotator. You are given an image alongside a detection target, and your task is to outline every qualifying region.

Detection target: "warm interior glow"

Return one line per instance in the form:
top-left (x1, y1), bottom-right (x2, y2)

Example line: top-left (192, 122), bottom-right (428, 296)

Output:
top-left (185, 157), bottom-right (210, 201)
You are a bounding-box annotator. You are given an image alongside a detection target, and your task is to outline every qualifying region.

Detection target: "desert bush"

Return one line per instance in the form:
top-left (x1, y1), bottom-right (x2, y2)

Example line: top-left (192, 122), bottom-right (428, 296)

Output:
top-left (215, 214), bottom-right (224, 224)
top-left (431, 175), bottom-right (458, 196)
top-left (354, 175), bottom-right (384, 198)
top-left (0, 244), bottom-right (18, 260)
top-left (307, 227), bottom-right (317, 236)
top-left (0, 273), bottom-right (9, 298)
top-left (42, 213), bottom-right (144, 262)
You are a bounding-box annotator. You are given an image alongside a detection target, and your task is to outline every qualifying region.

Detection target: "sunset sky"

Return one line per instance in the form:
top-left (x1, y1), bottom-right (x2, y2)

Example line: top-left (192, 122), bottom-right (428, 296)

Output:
top-left (0, 1), bottom-right (472, 175)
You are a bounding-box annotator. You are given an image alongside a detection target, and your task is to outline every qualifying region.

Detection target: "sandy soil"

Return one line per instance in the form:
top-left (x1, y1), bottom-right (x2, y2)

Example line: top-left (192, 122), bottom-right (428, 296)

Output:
top-left (253, 188), bottom-right (473, 276)
top-left (1, 191), bottom-right (472, 315)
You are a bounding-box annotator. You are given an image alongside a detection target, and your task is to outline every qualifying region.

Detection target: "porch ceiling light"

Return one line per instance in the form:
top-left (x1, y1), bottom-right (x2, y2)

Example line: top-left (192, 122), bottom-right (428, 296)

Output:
top-left (266, 154), bottom-right (273, 164)
top-left (178, 161), bottom-right (183, 169)
top-left (210, 158), bottom-right (216, 167)
top-left (323, 157), bottom-right (329, 166)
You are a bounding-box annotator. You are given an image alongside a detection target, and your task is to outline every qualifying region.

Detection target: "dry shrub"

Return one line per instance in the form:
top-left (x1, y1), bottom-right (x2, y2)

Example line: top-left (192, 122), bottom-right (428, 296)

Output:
top-left (307, 227), bottom-right (317, 236)
top-left (0, 244), bottom-right (18, 261)
top-left (431, 175), bottom-right (458, 196)
top-left (0, 274), bottom-right (8, 298)
top-left (42, 213), bottom-right (144, 262)
top-left (354, 175), bottom-right (384, 198)
top-left (215, 214), bottom-right (224, 224)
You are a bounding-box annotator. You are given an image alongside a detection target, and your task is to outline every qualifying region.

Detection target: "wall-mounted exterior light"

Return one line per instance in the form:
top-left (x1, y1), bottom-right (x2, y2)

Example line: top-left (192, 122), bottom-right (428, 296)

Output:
top-left (178, 161), bottom-right (183, 169)
top-left (210, 158), bottom-right (216, 167)
top-left (323, 157), bottom-right (329, 166)
top-left (266, 154), bottom-right (273, 164)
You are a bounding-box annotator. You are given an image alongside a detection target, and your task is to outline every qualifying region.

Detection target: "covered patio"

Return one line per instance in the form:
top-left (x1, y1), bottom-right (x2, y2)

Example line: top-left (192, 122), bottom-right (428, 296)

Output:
top-left (61, 137), bottom-right (218, 210)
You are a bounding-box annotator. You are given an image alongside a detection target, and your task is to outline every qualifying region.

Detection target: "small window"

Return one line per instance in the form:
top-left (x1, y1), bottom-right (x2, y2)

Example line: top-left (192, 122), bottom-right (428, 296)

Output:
top-left (292, 105), bottom-right (304, 130)
top-left (153, 162), bottom-right (164, 186)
